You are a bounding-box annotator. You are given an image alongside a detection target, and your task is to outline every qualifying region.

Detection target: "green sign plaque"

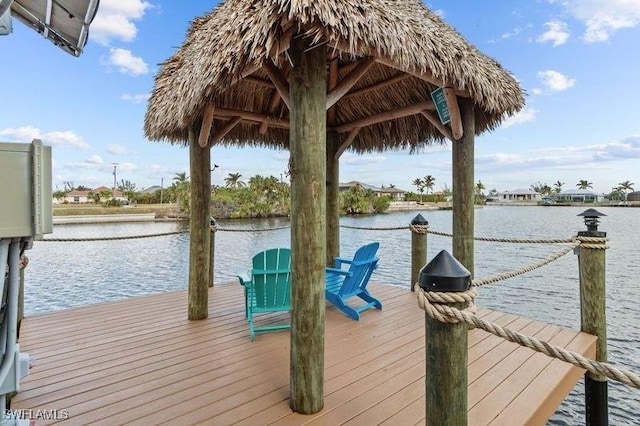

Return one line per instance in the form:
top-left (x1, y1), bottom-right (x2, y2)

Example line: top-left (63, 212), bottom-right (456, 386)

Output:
top-left (430, 87), bottom-right (451, 125)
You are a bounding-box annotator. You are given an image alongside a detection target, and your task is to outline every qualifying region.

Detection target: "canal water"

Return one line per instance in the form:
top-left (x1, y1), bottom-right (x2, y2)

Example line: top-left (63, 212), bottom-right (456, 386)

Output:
top-left (23, 206), bottom-right (639, 424)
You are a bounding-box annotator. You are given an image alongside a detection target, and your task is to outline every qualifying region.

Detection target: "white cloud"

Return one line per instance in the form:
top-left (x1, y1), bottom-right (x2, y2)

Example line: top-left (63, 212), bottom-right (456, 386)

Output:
top-left (86, 155), bottom-right (103, 165)
top-left (121, 93), bottom-right (150, 104)
top-left (537, 21), bottom-right (570, 46)
top-left (531, 88), bottom-right (543, 95)
top-left (90, 0), bottom-right (152, 45)
top-left (103, 48), bottom-right (149, 75)
top-left (501, 108), bottom-right (538, 129)
top-left (550, 0), bottom-right (640, 42)
top-left (117, 162), bottom-right (137, 172)
top-left (501, 27), bottom-right (523, 40)
top-left (341, 153), bottom-right (387, 165)
top-left (0, 126), bottom-right (89, 150)
top-left (106, 144), bottom-right (128, 155)
top-left (537, 70), bottom-right (576, 91)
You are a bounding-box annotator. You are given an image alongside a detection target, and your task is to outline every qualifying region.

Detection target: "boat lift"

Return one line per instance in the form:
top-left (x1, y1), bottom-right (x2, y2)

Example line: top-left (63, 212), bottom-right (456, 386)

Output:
top-left (0, 140), bottom-right (52, 425)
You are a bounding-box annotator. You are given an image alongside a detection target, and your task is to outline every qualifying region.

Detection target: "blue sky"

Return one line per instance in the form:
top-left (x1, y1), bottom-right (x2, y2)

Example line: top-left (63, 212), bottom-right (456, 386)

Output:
top-left (1, 0), bottom-right (639, 195)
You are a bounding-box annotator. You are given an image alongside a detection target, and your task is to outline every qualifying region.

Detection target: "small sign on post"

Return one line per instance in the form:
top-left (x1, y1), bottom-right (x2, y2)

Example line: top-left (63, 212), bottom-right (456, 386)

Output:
top-left (431, 87), bottom-right (451, 125)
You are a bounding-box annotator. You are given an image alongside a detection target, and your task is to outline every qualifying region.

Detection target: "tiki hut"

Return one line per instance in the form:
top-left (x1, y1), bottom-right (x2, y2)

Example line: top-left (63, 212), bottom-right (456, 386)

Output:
top-left (144, 0), bottom-right (524, 413)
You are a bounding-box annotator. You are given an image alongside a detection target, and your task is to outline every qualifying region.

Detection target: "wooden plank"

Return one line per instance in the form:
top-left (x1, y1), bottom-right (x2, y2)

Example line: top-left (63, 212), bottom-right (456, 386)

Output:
top-left (12, 283), bottom-right (596, 426)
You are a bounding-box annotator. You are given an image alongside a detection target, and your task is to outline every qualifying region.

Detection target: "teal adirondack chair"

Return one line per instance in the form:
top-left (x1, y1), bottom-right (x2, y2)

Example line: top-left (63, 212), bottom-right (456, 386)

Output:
top-left (237, 248), bottom-right (291, 340)
top-left (325, 242), bottom-right (382, 320)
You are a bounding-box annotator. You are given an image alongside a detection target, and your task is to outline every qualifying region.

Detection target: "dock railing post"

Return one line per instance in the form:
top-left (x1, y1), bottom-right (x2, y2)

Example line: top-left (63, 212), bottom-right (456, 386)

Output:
top-left (419, 250), bottom-right (471, 426)
top-left (209, 217), bottom-right (216, 288)
top-left (576, 208), bottom-right (608, 426)
top-left (410, 214), bottom-right (428, 291)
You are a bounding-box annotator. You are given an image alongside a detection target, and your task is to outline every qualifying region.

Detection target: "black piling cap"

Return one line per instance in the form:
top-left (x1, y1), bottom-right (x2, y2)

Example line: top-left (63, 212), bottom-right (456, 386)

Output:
top-left (411, 213), bottom-right (428, 226)
top-left (419, 250), bottom-right (471, 292)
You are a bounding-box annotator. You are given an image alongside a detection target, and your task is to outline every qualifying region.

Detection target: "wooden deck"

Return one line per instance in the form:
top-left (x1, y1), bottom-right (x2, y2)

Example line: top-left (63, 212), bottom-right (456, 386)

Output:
top-left (12, 282), bottom-right (596, 425)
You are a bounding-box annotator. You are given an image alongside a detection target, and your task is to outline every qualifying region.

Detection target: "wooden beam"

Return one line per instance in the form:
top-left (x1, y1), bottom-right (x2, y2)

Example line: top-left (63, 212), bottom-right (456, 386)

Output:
top-left (327, 58), bottom-right (339, 125)
top-left (214, 107), bottom-right (289, 129)
top-left (198, 103), bottom-right (215, 148)
top-left (326, 57), bottom-right (375, 109)
top-left (444, 87), bottom-right (463, 139)
top-left (421, 110), bottom-right (454, 141)
top-left (263, 59), bottom-right (291, 109)
top-left (244, 76), bottom-right (275, 89)
top-left (333, 100), bottom-right (435, 134)
top-left (343, 73), bottom-right (411, 100)
top-left (335, 127), bottom-right (360, 159)
top-left (211, 116), bottom-right (242, 142)
top-left (259, 92), bottom-right (283, 134)
top-left (375, 58), bottom-right (470, 98)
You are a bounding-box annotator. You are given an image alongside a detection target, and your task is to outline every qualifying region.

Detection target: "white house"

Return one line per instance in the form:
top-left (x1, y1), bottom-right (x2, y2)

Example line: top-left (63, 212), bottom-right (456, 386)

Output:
top-left (496, 189), bottom-right (542, 203)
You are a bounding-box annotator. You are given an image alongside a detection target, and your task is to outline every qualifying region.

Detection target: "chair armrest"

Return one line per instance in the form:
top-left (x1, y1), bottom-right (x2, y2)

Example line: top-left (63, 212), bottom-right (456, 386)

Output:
top-left (326, 267), bottom-right (352, 277)
top-left (236, 270), bottom-right (251, 286)
top-left (333, 256), bottom-right (353, 268)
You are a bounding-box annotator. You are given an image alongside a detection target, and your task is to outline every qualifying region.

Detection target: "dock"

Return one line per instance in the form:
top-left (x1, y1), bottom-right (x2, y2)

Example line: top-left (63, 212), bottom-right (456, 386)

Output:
top-left (12, 282), bottom-right (595, 425)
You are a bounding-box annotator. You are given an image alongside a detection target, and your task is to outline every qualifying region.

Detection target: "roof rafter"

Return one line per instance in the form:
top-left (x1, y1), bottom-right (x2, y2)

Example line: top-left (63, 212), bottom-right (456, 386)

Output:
top-left (326, 57), bottom-right (376, 109)
top-left (333, 100), bottom-right (435, 133)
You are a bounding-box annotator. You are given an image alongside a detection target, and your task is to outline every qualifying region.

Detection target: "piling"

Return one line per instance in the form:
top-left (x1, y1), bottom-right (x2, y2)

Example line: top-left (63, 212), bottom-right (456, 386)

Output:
top-left (410, 214), bottom-right (428, 291)
top-left (577, 208), bottom-right (608, 425)
top-left (419, 250), bottom-right (471, 425)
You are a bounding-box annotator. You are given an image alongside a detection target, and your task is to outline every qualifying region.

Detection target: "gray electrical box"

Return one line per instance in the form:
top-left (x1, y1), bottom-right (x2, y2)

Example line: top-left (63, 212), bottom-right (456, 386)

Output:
top-left (0, 139), bottom-right (52, 239)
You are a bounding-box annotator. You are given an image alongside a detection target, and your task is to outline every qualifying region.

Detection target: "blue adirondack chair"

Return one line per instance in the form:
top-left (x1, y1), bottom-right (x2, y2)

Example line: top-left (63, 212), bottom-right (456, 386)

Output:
top-left (237, 248), bottom-right (291, 340)
top-left (325, 242), bottom-right (382, 320)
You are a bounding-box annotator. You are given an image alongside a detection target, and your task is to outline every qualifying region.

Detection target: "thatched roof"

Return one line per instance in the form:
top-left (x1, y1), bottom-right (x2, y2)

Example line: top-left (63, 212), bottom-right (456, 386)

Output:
top-left (144, 0), bottom-right (524, 153)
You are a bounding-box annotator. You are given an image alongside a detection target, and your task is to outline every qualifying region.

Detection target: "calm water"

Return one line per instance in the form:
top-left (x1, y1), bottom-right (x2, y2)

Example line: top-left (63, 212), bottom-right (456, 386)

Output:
top-left (24, 206), bottom-right (640, 424)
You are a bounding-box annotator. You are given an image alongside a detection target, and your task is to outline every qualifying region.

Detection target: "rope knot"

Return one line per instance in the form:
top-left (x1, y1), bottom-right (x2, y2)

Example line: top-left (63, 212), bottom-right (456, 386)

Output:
top-left (416, 286), bottom-right (478, 326)
top-left (409, 224), bottom-right (428, 234)
top-left (575, 235), bottom-right (609, 250)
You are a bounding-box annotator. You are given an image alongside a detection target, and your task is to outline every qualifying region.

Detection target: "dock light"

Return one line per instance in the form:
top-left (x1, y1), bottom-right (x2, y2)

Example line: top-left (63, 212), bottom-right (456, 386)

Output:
top-left (577, 208), bottom-right (606, 234)
top-left (418, 250), bottom-right (471, 292)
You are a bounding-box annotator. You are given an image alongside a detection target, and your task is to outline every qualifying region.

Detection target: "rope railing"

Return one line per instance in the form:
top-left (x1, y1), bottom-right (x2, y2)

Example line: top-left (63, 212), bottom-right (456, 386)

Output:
top-left (415, 287), bottom-right (640, 390)
top-left (472, 242), bottom-right (579, 287)
top-left (41, 230), bottom-right (189, 242)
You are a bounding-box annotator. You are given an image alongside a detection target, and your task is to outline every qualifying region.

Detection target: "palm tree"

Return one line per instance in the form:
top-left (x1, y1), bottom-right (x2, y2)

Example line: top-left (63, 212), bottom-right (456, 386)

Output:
top-left (423, 175), bottom-right (436, 194)
top-left (225, 173), bottom-right (246, 188)
top-left (576, 180), bottom-right (593, 190)
top-left (475, 180), bottom-right (485, 204)
top-left (553, 180), bottom-right (564, 194)
top-left (172, 172), bottom-right (190, 211)
top-left (618, 180), bottom-right (635, 201)
top-left (412, 178), bottom-right (425, 202)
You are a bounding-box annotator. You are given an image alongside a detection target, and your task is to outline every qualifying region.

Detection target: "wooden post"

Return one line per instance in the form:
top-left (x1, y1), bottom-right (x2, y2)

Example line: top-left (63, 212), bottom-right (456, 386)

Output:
top-left (452, 98), bottom-right (475, 275)
top-left (419, 250), bottom-right (470, 426)
top-left (326, 131), bottom-right (340, 266)
top-left (289, 37), bottom-right (327, 414)
top-left (577, 210), bottom-right (608, 425)
top-left (209, 218), bottom-right (216, 287)
top-left (326, 59), bottom-right (340, 266)
top-left (410, 214), bottom-right (428, 291)
top-left (187, 126), bottom-right (211, 320)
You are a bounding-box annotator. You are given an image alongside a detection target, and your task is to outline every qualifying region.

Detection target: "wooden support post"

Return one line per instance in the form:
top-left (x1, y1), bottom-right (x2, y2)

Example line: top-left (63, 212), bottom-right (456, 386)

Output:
top-left (452, 98), bottom-right (475, 275)
top-left (209, 218), bottom-right (216, 288)
top-left (419, 250), bottom-right (470, 426)
top-left (326, 58), bottom-right (340, 266)
top-left (187, 125), bottom-right (211, 320)
top-left (289, 37), bottom-right (327, 414)
top-left (326, 131), bottom-right (340, 266)
top-left (410, 214), bottom-right (428, 291)
top-left (577, 212), bottom-right (608, 426)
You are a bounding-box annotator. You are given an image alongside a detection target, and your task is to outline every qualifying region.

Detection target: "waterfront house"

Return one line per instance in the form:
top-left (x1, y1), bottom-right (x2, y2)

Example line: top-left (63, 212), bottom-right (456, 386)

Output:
top-left (339, 181), bottom-right (407, 201)
top-left (554, 189), bottom-right (603, 203)
top-left (496, 189), bottom-right (541, 203)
